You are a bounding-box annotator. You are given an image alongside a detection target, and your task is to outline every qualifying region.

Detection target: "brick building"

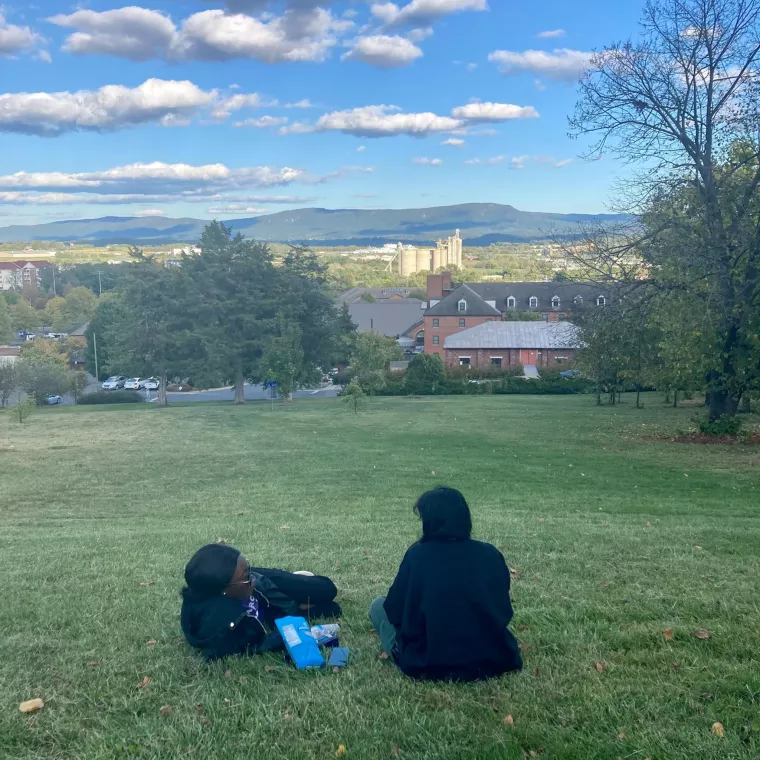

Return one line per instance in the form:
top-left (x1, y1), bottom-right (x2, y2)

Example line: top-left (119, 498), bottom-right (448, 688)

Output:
top-left (0, 260), bottom-right (54, 292)
top-left (444, 321), bottom-right (580, 369)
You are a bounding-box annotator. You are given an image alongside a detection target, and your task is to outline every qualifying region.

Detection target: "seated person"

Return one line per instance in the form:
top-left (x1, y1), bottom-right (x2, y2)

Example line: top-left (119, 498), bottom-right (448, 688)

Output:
top-left (370, 487), bottom-right (522, 681)
top-left (181, 543), bottom-right (340, 660)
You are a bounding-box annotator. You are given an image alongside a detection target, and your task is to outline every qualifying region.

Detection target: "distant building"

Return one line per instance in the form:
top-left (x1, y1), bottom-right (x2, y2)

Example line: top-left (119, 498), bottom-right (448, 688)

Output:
top-left (0, 346), bottom-right (21, 366)
top-left (392, 230), bottom-right (464, 276)
top-left (0, 260), bottom-right (54, 292)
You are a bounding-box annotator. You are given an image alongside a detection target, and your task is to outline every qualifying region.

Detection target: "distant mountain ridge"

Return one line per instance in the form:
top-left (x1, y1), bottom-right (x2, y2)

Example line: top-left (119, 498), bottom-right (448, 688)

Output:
top-left (0, 203), bottom-right (629, 246)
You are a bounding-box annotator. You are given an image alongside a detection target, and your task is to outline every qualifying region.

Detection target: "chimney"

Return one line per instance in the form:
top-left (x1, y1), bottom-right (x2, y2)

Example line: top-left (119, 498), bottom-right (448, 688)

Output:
top-left (441, 271), bottom-right (452, 293)
top-left (427, 273), bottom-right (443, 301)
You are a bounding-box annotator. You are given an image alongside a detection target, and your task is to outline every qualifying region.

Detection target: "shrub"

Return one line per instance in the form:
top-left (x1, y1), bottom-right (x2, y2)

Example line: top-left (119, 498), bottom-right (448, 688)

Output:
top-left (405, 354), bottom-right (446, 394)
top-left (696, 414), bottom-right (743, 436)
top-left (14, 397), bottom-right (36, 424)
top-left (79, 390), bottom-right (143, 405)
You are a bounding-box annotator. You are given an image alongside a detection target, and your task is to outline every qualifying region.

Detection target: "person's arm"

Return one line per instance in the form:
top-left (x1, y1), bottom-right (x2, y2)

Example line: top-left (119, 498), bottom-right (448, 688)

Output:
top-left (253, 568), bottom-right (337, 604)
top-left (492, 550), bottom-right (515, 625)
top-left (384, 552), bottom-right (412, 628)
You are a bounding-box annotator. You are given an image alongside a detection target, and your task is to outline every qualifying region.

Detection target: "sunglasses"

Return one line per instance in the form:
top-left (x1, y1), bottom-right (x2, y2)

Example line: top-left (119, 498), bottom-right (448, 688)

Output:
top-left (228, 567), bottom-right (255, 588)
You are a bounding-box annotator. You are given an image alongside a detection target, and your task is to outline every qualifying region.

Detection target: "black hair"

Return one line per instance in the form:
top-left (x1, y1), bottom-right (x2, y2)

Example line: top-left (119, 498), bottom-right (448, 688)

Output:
top-left (414, 486), bottom-right (472, 541)
top-left (183, 543), bottom-right (241, 598)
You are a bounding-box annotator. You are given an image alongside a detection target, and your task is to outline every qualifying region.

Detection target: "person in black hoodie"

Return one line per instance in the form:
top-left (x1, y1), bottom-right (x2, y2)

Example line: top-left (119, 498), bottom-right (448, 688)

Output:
top-left (369, 487), bottom-right (522, 681)
top-left (181, 544), bottom-right (341, 661)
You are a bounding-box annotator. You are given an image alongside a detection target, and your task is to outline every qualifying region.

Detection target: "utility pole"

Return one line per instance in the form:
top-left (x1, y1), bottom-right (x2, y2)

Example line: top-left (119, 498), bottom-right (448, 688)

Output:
top-left (97, 271), bottom-right (103, 296)
top-left (52, 266), bottom-right (57, 297)
top-left (93, 333), bottom-right (99, 387)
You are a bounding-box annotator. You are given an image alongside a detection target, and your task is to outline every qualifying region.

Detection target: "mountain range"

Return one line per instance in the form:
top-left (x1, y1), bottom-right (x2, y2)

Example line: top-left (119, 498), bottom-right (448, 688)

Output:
top-left (0, 204), bottom-right (629, 246)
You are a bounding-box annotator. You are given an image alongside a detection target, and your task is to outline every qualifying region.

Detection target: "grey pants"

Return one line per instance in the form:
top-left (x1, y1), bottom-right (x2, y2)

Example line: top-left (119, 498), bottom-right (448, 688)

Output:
top-left (369, 596), bottom-right (399, 660)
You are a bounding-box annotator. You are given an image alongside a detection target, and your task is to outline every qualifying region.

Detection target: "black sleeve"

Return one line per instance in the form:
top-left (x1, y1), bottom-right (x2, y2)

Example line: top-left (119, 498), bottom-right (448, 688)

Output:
top-left (491, 550), bottom-right (515, 625)
top-left (201, 617), bottom-right (268, 661)
top-left (384, 552), bottom-right (412, 628)
top-left (253, 568), bottom-right (338, 604)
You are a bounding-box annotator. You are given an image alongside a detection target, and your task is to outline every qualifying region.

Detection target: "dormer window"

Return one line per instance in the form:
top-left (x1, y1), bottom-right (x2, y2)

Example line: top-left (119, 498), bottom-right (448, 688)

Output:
top-left (529, 296), bottom-right (538, 308)
top-left (597, 295), bottom-right (606, 306)
top-left (574, 295), bottom-right (583, 305)
top-left (507, 296), bottom-right (516, 308)
top-left (551, 296), bottom-right (560, 309)
top-left (458, 299), bottom-right (467, 312)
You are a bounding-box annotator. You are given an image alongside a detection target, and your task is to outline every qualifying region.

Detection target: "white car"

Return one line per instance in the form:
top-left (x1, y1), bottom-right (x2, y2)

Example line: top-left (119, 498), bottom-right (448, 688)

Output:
top-left (46, 394), bottom-right (63, 405)
top-left (123, 378), bottom-right (144, 390)
top-left (143, 377), bottom-right (160, 391)
top-left (102, 376), bottom-right (126, 390)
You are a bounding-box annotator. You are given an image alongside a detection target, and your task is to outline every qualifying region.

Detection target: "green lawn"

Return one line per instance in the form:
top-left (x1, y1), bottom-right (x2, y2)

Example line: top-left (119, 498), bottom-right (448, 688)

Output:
top-left (1, 395), bottom-right (759, 760)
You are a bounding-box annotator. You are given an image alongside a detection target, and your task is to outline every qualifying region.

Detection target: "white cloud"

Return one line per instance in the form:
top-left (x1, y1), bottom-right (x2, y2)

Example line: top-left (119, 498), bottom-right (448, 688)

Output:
top-left (534, 79), bottom-right (547, 92)
top-left (342, 35), bottom-right (423, 67)
top-left (0, 12), bottom-right (42, 57)
top-left (284, 99), bottom-right (315, 108)
top-left (136, 209), bottom-right (166, 217)
top-left (465, 154), bottom-right (573, 168)
top-left (234, 116), bottom-right (289, 128)
top-left (210, 93), bottom-right (265, 121)
top-left (413, 157), bottom-right (442, 165)
top-left (357, 145), bottom-right (367, 152)
top-left (451, 102), bottom-right (540, 121)
top-left (407, 27), bottom-right (434, 42)
top-left (50, 6), bottom-right (352, 64)
top-left (208, 205), bottom-right (268, 215)
top-left (37, 50), bottom-right (53, 64)
top-left (284, 100), bottom-right (538, 138)
top-left (465, 62), bottom-right (477, 73)
top-left (0, 191), bottom-right (318, 206)
top-left (488, 48), bottom-right (592, 82)
top-left (0, 79), bottom-right (216, 136)
top-left (372, 0), bottom-right (488, 28)
top-left (537, 29), bottom-right (565, 39)
top-left (464, 155), bottom-right (506, 165)
top-left (49, 7), bottom-right (177, 62)
top-left (441, 138), bottom-right (464, 147)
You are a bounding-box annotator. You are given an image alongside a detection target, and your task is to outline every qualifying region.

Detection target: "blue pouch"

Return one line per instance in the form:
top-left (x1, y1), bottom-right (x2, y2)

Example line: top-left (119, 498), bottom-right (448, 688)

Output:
top-left (275, 616), bottom-right (325, 670)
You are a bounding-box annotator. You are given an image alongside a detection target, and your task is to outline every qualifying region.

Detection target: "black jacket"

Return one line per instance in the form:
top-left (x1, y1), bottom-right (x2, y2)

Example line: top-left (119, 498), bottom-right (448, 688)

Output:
top-left (384, 540), bottom-right (522, 681)
top-left (181, 568), bottom-right (339, 661)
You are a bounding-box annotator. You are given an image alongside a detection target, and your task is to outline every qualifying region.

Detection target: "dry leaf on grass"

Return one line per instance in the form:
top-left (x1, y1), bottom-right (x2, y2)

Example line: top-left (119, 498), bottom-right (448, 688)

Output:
top-left (693, 629), bottom-right (712, 640)
top-left (711, 722), bottom-right (725, 737)
top-left (138, 581), bottom-right (155, 587)
top-left (159, 705), bottom-right (173, 717)
top-left (264, 666), bottom-right (276, 672)
top-left (379, 652), bottom-right (390, 660)
top-left (87, 659), bottom-right (103, 666)
top-left (535, 667), bottom-right (541, 677)
top-left (594, 661), bottom-right (605, 673)
top-left (695, 545), bottom-right (703, 551)
top-left (517, 625), bottom-right (529, 631)
top-left (336, 745), bottom-right (346, 758)
top-left (504, 714), bottom-right (514, 726)
top-left (391, 746), bottom-right (403, 757)
top-left (224, 670), bottom-right (232, 679)
top-left (617, 730), bottom-right (627, 740)
top-left (137, 676), bottom-right (150, 688)
top-left (279, 525), bottom-right (290, 531)
top-left (518, 642), bottom-right (533, 652)
top-left (19, 698), bottom-right (44, 713)
top-left (201, 718), bottom-right (212, 729)
top-left (645, 522), bottom-right (652, 527)
top-left (664, 628), bottom-right (674, 641)
top-left (146, 639), bottom-right (157, 646)
top-left (196, 704), bottom-right (205, 714)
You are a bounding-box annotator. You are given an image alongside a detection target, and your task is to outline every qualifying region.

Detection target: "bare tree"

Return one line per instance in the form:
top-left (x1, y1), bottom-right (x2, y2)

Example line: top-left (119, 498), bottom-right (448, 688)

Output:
top-left (569, 0), bottom-right (760, 420)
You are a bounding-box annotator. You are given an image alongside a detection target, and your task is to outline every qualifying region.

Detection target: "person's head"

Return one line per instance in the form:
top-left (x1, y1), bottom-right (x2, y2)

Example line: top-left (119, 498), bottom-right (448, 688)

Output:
top-left (414, 487), bottom-right (472, 541)
top-left (184, 544), bottom-right (254, 601)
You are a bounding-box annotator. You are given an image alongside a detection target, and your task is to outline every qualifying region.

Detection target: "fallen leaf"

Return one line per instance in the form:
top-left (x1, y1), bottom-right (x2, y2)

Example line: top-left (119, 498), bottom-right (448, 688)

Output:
top-left (19, 698), bottom-right (44, 713)
top-left (87, 659), bottom-right (103, 666)
top-left (138, 581), bottom-right (155, 587)
top-left (431, 471), bottom-right (435, 476)
top-left (239, 676), bottom-right (248, 685)
top-left (283, 711), bottom-right (292, 721)
top-left (711, 722), bottom-right (725, 737)
top-left (535, 667), bottom-right (541, 677)
top-left (224, 670), bottom-right (232, 679)
top-left (137, 676), bottom-right (150, 688)
top-left (333, 667), bottom-right (341, 673)
top-left (159, 705), bottom-right (173, 717)
top-left (279, 525), bottom-right (290, 531)
top-left (519, 642), bottom-right (533, 651)
top-left (517, 624), bottom-right (529, 631)
top-left (693, 629), bottom-right (712, 640)
top-left (594, 661), bottom-right (605, 673)
top-left (600, 583), bottom-right (610, 589)
top-left (645, 522), bottom-right (652, 527)
top-left (509, 567), bottom-right (519, 576)
top-left (603, 521), bottom-right (609, 526)
top-left (664, 628), bottom-right (674, 641)
top-left (673, 662), bottom-right (680, 670)
top-left (504, 714), bottom-right (514, 726)
top-left (497, 546), bottom-right (506, 551)
top-left (538, 517), bottom-right (545, 523)
top-left (336, 745), bottom-right (346, 758)
top-left (391, 746), bottom-right (403, 757)
top-left (264, 666), bottom-right (276, 672)
top-left (617, 730), bottom-right (627, 739)
top-left (695, 545), bottom-right (703, 551)
top-left (379, 652), bottom-right (390, 660)
top-left (196, 704), bottom-right (205, 714)
top-left (146, 639), bottom-right (157, 646)
top-left (201, 718), bottom-right (212, 728)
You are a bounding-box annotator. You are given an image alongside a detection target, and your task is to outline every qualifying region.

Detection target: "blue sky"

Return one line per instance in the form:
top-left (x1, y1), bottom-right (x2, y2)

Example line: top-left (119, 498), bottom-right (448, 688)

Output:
top-left (0, 1), bottom-right (647, 225)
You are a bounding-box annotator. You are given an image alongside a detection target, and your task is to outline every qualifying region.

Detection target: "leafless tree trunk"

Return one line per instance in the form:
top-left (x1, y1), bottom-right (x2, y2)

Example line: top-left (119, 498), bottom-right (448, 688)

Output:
top-left (157, 370), bottom-right (168, 407)
top-left (234, 362), bottom-right (245, 405)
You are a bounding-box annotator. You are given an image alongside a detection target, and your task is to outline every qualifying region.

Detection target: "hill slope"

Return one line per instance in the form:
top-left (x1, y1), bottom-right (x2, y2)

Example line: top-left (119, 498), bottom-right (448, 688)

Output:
top-left (0, 204), bottom-right (628, 245)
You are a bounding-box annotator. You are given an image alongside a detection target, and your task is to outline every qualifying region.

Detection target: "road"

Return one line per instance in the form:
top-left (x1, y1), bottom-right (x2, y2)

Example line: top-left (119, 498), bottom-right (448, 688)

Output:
top-left (161, 383), bottom-right (341, 403)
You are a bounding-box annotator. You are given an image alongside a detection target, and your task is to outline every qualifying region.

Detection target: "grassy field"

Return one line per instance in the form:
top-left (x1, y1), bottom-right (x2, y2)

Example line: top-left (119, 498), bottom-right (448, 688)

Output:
top-left (1, 395), bottom-right (759, 760)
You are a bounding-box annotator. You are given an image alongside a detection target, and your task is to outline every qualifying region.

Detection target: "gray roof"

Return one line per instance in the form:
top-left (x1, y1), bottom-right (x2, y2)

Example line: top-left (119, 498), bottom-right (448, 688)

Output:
top-left (70, 322), bottom-right (90, 337)
top-left (347, 302), bottom-right (425, 337)
top-left (444, 321), bottom-right (581, 350)
top-left (337, 287), bottom-right (425, 304)
top-left (426, 284), bottom-right (502, 317)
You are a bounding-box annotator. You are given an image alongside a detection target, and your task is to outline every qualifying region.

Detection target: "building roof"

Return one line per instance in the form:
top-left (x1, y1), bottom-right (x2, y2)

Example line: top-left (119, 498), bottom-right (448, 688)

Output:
top-left (0, 260), bottom-right (53, 269)
top-left (69, 322), bottom-right (90, 337)
top-left (444, 321), bottom-right (581, 350)
top-left (0, 346), bottom-right (21, 357)
top-left (463, 281), bottom-right (614, 312)
top-left (426, 284), bottom-right (502, 317)
top-left (337, 287), bottom-right (425, 305)
top-left (347, 301), bottom-right (425, 337)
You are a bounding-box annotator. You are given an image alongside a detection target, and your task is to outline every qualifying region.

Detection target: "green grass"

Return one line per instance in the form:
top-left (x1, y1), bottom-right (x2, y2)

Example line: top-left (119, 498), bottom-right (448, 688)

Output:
top-left (1, 395), bottom-right (759, 760)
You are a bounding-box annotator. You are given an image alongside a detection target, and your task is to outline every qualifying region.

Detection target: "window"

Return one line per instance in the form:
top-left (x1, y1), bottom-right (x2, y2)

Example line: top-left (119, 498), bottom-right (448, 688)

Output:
top-left (573, 295), bottom-right (583, 305)
top-left (459, 356), bottom-right (471, 367)
top-left (415, 331), bottom-right (424, 346)
top-left (507, 296), bottom-right (516, 308)
top-left (490, 357), bottom-right (502, 367)
top-left (551, 296), bottom-right (560, 309)
top-left (597, 295), bottom-right (606, 306)
top-left (433, 335), bottom-right (439, 345)
top-left (529, 296), bottom-right (538, 308)
top-left (432, 318), bottom-right (439, 328)
top-left (459, 318), bottom-right (465, 328)
top-left (458, 299), bottom-right (467, 312)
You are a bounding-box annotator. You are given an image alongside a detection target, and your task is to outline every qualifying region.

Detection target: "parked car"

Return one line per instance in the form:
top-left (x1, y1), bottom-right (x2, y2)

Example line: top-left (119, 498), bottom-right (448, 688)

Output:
top-left (123, 378), bottom-right (144, 390)
top-left (102, 376), bottom-right (126, 390)
top-left (46, 394), bottom-right (63, 405)
top-left (560, 369), bottom-right (581, 379)
top-left (143, 377), bottom-right (160, 391)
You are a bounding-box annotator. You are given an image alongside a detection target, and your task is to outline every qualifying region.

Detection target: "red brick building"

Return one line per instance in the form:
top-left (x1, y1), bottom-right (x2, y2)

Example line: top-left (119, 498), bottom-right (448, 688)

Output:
top-left (0, 260), bottom-right (54, 293)
top-left (443, 321), bottom-right (580, 369)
